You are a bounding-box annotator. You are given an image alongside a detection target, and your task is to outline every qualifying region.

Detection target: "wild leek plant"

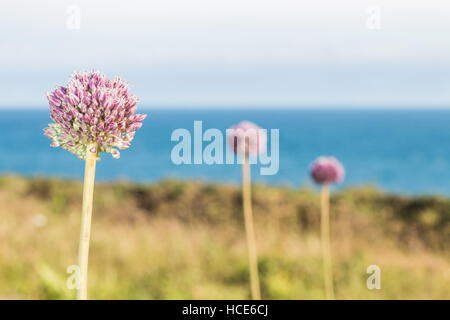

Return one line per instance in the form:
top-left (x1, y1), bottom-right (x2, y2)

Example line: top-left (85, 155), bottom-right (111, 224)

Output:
top-left (228, 121), bottom-right (267, 300)
top-left (44, 71), bottom-right (146, 299)
top-left (310, 156), bottom-right (345, 300)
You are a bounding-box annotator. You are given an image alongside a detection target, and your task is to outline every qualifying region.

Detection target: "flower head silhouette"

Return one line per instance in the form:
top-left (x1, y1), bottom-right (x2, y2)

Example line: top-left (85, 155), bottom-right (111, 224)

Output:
top-left (44, 71), bottom-right (146, 159)
top-left (227, 121), bottom-right (267, 156)
top-left (310, 156), bottom-right (345, 185)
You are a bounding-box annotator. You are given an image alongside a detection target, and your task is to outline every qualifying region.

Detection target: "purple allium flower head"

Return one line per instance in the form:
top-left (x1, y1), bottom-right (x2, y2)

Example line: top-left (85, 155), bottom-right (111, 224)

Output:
top-left (44, 71), bottom-right (147, 159)
top-left (310, 157), bottom-right (345, 185)
top-left (227, 121), bottom-right (267, 156)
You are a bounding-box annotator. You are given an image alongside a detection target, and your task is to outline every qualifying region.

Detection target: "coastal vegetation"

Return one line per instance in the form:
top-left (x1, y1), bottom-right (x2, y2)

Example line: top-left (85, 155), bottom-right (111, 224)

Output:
top-left (0, 175), bottom-right (448, 299)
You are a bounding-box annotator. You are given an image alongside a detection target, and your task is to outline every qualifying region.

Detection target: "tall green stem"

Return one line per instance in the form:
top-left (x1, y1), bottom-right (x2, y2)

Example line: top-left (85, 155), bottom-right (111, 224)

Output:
top-left (242, 156), bottom-right (261, 300)
top-left (77, 143), bottom-right (97, 300)
top-left (320, 184), bottom-right (335, 300)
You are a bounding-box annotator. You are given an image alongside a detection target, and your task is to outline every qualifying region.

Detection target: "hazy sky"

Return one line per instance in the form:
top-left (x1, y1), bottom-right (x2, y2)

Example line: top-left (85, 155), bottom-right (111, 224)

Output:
top-left (1, 0), bottom-right (449, 108)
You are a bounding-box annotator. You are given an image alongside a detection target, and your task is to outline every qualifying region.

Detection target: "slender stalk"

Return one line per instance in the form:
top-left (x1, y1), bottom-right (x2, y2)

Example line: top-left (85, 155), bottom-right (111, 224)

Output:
top-left (320, 184), bottom-right (335, 300)
top-left (242, 156), bottom-right (261, 300)
top-left (77, 143), bottom-right (97, 300)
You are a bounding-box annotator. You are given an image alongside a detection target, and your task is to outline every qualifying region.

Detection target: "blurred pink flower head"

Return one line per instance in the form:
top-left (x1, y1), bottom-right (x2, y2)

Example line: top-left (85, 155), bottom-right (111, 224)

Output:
top-left (310, 156), bottom-right (345, 185)
top-left (227, 121), bottom-right (267, 156)
top-left (43, 71), bottom-right (146, 160)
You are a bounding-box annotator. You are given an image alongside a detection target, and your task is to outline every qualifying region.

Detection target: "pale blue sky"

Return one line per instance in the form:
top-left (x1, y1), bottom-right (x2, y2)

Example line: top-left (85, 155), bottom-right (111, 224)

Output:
top-left (1, 0), bottom-right (450, 108)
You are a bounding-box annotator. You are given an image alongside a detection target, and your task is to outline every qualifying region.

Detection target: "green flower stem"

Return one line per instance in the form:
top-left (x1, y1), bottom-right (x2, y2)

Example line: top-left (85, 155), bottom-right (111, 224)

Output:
top-left (320, 184), bottom-right (335, 300)
top-left (242, 155), bottom-right (261, 300)
top-left (77, 143), bottom-right (97, 300)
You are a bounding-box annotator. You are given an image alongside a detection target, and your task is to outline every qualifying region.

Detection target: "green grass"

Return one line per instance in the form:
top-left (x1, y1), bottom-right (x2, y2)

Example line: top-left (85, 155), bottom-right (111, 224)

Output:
top-left (0, 175), bottom-right (448, 299)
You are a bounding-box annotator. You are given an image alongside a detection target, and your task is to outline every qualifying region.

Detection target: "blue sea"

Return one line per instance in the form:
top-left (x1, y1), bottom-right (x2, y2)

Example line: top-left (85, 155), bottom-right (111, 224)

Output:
top-left (1, 109), bottom-right (450, 195)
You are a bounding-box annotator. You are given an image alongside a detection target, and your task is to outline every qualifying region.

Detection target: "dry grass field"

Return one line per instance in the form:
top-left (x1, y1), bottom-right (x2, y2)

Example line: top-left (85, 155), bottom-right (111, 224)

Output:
top-left (0, 175), bottom-right (448, 299)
